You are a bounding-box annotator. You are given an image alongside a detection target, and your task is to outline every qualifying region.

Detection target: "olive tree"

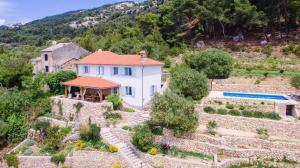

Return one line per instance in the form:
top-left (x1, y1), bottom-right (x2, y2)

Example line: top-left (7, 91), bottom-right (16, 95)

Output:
top-left (170, 66), bottom-right (208, 100)
top-left (150, 90), bottom-right (198, 136)
top-left (184, 48), bottom-right (234, 79)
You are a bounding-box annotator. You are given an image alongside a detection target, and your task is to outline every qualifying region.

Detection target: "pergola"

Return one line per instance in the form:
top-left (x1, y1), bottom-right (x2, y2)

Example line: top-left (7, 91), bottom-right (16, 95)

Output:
top-left (63, 76), bottom-right (120, 102)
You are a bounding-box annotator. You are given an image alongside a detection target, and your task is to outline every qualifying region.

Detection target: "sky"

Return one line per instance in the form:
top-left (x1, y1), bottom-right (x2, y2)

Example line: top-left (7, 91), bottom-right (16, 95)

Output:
top-left (0, 0), bottom-right (143, 25)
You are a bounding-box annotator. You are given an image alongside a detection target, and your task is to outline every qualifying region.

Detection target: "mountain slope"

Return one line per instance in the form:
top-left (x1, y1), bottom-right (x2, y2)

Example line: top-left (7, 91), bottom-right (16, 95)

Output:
top-left (0, 0), bottom-right (162, 45)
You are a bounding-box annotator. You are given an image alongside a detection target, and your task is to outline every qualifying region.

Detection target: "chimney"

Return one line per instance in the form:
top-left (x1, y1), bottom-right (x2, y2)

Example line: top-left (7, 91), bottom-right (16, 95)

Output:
top-left (140, 50), bottom-right (147, 62)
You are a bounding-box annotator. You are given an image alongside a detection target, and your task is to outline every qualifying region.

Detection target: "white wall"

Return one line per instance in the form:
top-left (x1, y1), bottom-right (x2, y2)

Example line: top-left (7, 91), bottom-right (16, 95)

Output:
top-left (77, 64), bottom-right (162, 108)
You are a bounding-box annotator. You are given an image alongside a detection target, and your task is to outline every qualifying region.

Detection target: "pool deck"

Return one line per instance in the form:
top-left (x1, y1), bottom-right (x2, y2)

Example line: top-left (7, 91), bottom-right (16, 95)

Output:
top-left (208, 91), bottom-right (298, 105)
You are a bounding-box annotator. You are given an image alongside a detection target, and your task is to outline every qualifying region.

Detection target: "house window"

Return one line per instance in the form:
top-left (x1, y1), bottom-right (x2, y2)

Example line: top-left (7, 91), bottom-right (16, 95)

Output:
top-left (150, 85), bottom-right (157, 96)
top-left (113, 67), bottom-right (118, 75)
top-left (44, 54), bottom-right (48, 61)
top-left (45, 66), bottom-right (49, 72)
top-left (98, 66), bottom-right (104, 75)
top-left (84, 66), bottom-right (89, 74)
top-left (112, 88), bottom-right (118, 94)
top-left (125, 86), bottom-right (133, 96)
top-left (125, 67), bottom-right (132, 76)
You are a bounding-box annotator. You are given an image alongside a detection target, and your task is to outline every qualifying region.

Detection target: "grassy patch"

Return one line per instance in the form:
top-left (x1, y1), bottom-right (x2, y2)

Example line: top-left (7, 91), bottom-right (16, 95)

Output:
top-left (166, 147), bottom-right (213, 160)
top-left (232, 68), bottom-right (299, 77)
top-left (123, 107), bottom-right (135, 112)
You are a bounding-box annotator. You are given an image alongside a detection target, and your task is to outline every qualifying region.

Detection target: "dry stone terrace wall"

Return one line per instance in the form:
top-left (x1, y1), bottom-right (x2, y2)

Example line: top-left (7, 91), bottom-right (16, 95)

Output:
top-left (51, 96), bottom-right (112, 126)
top-left (211, 77), bottom-right (300, 95)
top-left (0, 151), bottom-right (127, 168)
top-left (154, 136), bottom-right (300, 163)
top-left (203, 97), bottom-right (281, 113)
top-left (198, 112), bottom-right (300, 139)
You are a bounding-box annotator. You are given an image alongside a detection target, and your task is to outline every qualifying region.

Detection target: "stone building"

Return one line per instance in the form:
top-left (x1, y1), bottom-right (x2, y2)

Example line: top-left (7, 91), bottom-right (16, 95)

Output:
top-left (31, 42), bottom-right (89, 74)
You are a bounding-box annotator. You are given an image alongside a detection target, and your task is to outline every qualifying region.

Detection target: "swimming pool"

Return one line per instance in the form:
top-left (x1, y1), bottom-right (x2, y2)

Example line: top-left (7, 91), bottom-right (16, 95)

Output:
top-left (223, 92), bottom-right (288, 100)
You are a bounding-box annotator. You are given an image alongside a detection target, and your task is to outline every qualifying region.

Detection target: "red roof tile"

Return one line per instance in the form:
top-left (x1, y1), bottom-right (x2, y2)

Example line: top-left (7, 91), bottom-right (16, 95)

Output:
top-left (63, 76), bottom-right (120, 89)
top-left (76, 51), bottom-right (164, 66)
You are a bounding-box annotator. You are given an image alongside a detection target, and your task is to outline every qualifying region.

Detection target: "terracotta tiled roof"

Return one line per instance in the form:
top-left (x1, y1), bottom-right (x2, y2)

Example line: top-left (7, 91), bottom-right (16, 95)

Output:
top-left (63, 76), bottom-right (120, 89)
top-left (76, 51), bottom-right (164, 66)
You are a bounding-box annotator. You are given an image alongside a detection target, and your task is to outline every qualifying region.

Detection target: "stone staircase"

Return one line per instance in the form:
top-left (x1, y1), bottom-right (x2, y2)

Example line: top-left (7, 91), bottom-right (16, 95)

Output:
top-left (101, 128), bottom-right (152, 168)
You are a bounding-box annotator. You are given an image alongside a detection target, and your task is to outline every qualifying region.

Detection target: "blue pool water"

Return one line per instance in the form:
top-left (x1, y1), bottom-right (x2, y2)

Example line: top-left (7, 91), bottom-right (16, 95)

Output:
top-left (223, 92), bottom-right (288, 100)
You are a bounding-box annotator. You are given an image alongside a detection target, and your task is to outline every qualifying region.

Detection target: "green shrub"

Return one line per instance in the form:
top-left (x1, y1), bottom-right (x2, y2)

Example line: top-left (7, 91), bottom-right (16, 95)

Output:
top-left (23, 148), bottom-right (33, 156)
top-left (203, 106), bottom-right (216, 113)
top-left (123, 107), bottom-right (135, 112)
top-left (217, 109), bottom-right (228, 115)
top-left (225, 103), bottom-right (234, 109)
top-left (263, 112), bottom-right (281, 120)
top-left (151, 90), bottom-right (198, 135)
top-left (164, 57), bottom-right (171, 68)
top-left (103, 111), bottom-right (122, 120)
top-left (132, 124), bottom-right (153, 152)
top-left (51, 153), bottom-right (66, 165)
top-left (241, 110), bottom-right (253, 117)
top-left (253, 111), bottom-right (264, 118)
top-left (147, 120), bottom-right (163, 135)
top-left (106, 94), bottom-right (122, 110)
top-left (255, 79), bottom-right (261, 84)
top-left (121, 126), bottom-right (132, 131)
top-left (45, 70), bottom-right (76, 94)
top-left (294, 45), bottom-right (300, 57)
top-left (79, 124), bottom-right (100, 142)
top-left (44, 126), bottom-right (66, 152)
top-left (3, 153), bottom-right (18, 168)
top-left (282, 43), bottom-right (295, 55)
top-left (206, 121), bottom-right (218, 135)
top-left (239, 105), bottom-right (246, 110)
top-left (262, 45), bottom-right (273, 56)
top-left (73, 102), bottom-right (84, 114)
top-left (0, 120), bottom-right (8, 145)
top-left (256, 128), bottom-right (269, 139)
top-left (184, 48), bottom-right (233, 79)
top-left (291, 74), bottom-right (300, 89)
top-left (32, 120), bottom-right (50, 131)
top-left (170, 66), bottom-right (208, 100)
top-left (6, 114), bottom-right (28, 143)
top-left (59, 127), bottom-right (71, 135)
top-left (228, 110), bottom-right (241, 116)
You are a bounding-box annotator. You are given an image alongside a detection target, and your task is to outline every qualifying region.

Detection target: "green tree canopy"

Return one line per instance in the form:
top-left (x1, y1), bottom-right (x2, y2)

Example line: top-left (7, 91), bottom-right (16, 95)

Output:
top-left (150, 90), bottom-right (198, 135)
top-left (170, 66), bottom-right (208, 100)
top-left (184, 48), bottom-right (234, 79)
top-left (45, 70), bottom-right (77, 94)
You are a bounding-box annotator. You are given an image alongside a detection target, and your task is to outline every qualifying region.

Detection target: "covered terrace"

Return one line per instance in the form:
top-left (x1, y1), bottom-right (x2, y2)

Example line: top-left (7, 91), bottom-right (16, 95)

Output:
top-left (63, 76), bottom-right (120, 102)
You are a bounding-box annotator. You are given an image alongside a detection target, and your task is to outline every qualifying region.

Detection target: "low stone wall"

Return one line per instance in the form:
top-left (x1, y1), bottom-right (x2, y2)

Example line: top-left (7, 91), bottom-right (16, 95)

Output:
top-left (212, 77), bottom-right (300, 95)
top-left (71, 150), bottom-right (128, 168)
top-left (51, 96), bottom-right (112, 126)
top-left (0, 151), bottom-right (127, 168)
top-left (190, 134), bottom-right (300, 152)
top-left (141, 154), bottom-right (212, 168)
top-left (38, 116), bottom-right (73, 128)
top-left (198, 112), bottom-right (300, 140)
top-left (203, 97), bottom-right (281, 114)
top-left (154, 136), bottom-right (300, 163)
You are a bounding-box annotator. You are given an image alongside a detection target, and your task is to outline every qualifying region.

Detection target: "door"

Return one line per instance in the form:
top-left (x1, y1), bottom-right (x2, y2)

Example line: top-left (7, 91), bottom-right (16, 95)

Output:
top-left (286, 105), bottom-right (294, 116)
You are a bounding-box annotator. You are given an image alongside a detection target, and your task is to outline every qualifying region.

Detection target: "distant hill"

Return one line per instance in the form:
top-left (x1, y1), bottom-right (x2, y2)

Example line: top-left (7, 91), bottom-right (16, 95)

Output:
top-left (0, 0), bottom-right (162, 45)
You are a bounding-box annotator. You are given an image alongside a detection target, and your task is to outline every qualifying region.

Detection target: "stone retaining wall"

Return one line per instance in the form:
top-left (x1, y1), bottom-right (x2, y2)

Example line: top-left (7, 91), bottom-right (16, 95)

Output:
top-left (51, 96), bottom-right (112, 126)
top-left (0, 151), bottom-right (127, 168)
top-left (189, 134), bottom-right (300, 152)
top-left (154, 136), bottom-right (300, 163)
top-left (203, 97), bottom-right (282, 114)
top-left (198, 112), bottom-right (300, 140)
top-left (38, 116), bottom-right (73, 128)
top-left (211, 77), bottom-right (300, 95)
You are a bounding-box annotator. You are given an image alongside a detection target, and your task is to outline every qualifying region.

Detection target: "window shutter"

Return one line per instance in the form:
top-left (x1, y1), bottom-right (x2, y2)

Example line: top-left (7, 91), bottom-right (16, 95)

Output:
top-left (132, 87), bottom-right (135, 97)
top-left (132, 67), bottom-right (136, 76)
top-left (101, 66), bottom-right (104, 75)
top-left (119, 87), bottom-right (123, 96)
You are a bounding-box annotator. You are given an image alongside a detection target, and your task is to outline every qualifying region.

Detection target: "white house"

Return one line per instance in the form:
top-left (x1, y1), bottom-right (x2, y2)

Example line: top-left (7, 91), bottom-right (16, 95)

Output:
top-left (63, 50), bottom-right (164, 108)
